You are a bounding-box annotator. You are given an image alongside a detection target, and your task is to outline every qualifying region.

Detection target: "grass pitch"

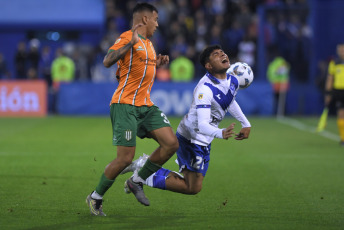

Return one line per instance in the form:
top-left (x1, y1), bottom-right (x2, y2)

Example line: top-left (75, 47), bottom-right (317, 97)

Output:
top-left (0, 116), bottom-right (343, 230)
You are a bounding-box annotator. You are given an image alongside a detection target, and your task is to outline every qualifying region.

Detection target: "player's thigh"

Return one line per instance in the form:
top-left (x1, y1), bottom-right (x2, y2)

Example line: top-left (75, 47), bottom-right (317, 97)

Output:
top-left (137, 106), bottom-right (176, 145)
top-left (149, 126), bottom-right (178, 148)
top-left (110, 103), bottom-right (137, 147)
top-left (176, 133), bottom-right (211, 177)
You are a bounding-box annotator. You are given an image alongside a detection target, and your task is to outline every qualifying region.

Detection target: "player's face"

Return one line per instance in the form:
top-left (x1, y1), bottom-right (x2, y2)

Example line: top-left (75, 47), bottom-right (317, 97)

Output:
top-left (337, 44), bottom-right (344, 60)
top-left (146, 11), bottom-right (159, 37)
top-left (208, 49), bottom-right (230, 73)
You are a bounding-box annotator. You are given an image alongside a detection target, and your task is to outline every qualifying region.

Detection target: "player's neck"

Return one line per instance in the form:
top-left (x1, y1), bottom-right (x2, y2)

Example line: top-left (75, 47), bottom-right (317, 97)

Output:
top-left (132, 25), bottom-right (147, 39)
top-left (210, 72), bottom-right (227, 80)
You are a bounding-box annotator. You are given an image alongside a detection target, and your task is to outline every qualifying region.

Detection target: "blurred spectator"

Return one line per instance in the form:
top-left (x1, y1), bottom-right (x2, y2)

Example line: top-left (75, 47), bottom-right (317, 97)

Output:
top-left (170, 56), bottom-right (194, 82)
top-left (0, 52), bottom-right (11, 79)
top-left (39, 45), bottom-right (53, 87)
top-left (156, 64), bottom-right (171, 82)
top-left (14, 41), bottom-right (27, 79)
top-left (51, 48), bottom-right (75, 91)
top-left (238, 36), bottom-right (256, 69)
top-left (267, 55), bottom-right (290, 116)
top-left (27, 38), bottom-right (40, 74)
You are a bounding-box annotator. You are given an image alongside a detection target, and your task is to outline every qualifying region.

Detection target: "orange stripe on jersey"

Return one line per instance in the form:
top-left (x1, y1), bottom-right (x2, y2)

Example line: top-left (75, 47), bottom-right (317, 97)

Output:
top-left (109, 30), bottom-right (157, 107)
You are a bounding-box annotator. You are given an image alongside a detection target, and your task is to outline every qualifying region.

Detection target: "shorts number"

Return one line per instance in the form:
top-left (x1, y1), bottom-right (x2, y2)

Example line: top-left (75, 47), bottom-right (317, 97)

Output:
top-left (191, 156), bottom-right (204, 170)
top-left (161, 113), bottom-right (170, 124)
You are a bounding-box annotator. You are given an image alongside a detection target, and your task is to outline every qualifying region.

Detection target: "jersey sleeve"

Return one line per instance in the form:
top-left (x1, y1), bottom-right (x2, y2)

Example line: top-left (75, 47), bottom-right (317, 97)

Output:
top-left (194, 85), bottom-right (224, 139)
top-left (108, 34), bottom-right (131, 52)
top-left (194, 85), bottom-right (212, 108)
top-left (328, 60), bottom-right (336, 76)
top-left (228, 100), bottom-right (251, 128)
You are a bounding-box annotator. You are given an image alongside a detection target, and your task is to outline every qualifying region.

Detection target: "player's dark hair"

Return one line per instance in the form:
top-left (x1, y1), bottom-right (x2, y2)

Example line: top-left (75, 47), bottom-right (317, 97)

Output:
top-left (199, 44), bottom-right (222, 67)
top-left (133, 3), bottom-right (158, 15)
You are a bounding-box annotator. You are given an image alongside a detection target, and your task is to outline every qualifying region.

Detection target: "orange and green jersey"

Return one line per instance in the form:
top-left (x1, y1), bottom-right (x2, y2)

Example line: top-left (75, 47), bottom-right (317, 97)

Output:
top-left (109, 30), bottom-right (157, 106)
top-left (328, 58), bottom-right (344, 89)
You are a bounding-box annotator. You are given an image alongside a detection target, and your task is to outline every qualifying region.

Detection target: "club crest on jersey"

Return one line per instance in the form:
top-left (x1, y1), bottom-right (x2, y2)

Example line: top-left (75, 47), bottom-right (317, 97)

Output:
top-left (125, 129), bottom-right (132, 141)
top-left (115, 38), bottom-right (121, 44)
top-left (198, 93), bottom-right (203, 99)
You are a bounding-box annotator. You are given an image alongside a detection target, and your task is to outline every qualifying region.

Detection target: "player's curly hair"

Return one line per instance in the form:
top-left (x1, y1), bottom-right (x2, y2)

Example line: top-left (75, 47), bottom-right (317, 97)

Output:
top-left (199, 44), bottom-right (222, 68)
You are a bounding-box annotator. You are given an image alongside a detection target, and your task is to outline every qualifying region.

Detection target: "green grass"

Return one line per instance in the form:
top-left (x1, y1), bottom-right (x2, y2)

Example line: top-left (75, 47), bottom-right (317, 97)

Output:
top-left (0, 116), bottom-right (343, 230)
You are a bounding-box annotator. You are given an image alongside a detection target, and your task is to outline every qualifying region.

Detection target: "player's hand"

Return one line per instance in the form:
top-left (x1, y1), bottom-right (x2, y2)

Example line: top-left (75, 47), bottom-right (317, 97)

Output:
top-left (131, 23), bottom-right (143, 45)
top-left (156, 54), bottom-right (169, 68)
top-left (235, 127), bottom-right (251, 140)
top-left (222, 123), bottom-right (235, 140)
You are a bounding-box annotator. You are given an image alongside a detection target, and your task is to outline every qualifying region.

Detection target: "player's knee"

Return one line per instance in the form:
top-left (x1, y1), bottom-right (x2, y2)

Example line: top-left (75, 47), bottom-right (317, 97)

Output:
top-left (186, 184), bottom-right (202, 195)
top-left (162, 137), bottom-right (179, 156)
top-left (116, 154), bottom-right (134, 167)
top-left (169, 137), bottom-right (179, 153)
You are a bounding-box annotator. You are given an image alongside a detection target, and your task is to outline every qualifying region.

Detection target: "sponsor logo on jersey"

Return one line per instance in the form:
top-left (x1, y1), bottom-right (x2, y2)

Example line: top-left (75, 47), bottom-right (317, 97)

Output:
top-left (136, 46), bottom-right (145, 51)
top-left (198, 93), bottom-right (203, 99)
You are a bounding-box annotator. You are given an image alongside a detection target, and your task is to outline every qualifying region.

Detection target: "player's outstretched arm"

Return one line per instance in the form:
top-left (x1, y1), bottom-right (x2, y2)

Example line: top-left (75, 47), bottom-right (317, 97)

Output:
top-left (222, 123), bottom-right (236, 140)
top-left (235, 127), bottom-right (250, 140)
top-left (103, 24), bottom-right (143, 68)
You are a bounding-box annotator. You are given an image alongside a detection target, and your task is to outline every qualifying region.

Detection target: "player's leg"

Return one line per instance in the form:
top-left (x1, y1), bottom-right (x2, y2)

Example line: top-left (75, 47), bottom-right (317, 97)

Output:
top-left (337, 108), bottom-right (344, 145)
top-left (126, 106), bottom-right (178, 205)
top-left (87, 104), bottom-right (137, 215)
top-left (129, 132), bottom-right (209, 195)
top-left (335, 91), bottom-right (344, 145)
top-left (162, 169), bottom-right (204, 194)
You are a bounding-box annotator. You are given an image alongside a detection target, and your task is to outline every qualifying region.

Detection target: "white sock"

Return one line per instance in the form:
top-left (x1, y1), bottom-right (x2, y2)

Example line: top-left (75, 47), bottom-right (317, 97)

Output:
top-left (91, 191), bottom-right (103, 200)
top-left (132, 170), bottom-right (146, 184)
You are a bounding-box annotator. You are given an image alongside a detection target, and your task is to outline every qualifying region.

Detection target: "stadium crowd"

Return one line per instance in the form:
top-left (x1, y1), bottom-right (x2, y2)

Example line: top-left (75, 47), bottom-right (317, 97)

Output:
top-left (0, 0), bottom-right (310, 86)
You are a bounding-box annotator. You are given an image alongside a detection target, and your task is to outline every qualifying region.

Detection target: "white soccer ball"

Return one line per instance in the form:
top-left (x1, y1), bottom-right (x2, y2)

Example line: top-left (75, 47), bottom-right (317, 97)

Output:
top-left (227, 62), bottom-right (254, 89)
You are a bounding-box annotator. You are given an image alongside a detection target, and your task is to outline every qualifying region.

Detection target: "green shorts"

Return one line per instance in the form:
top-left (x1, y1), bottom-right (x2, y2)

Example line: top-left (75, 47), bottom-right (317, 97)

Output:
top-left (110, 103), bottom-right (172, 146)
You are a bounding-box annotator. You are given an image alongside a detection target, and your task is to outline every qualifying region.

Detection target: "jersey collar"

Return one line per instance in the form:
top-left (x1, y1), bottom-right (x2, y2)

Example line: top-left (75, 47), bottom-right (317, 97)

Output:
top-left (206, 72), bottom-right (230, 84)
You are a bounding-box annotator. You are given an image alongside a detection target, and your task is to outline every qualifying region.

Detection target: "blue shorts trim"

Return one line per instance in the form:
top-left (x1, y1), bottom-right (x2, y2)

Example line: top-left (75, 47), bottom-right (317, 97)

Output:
top-left (176, 132), bottom-right (211, 177)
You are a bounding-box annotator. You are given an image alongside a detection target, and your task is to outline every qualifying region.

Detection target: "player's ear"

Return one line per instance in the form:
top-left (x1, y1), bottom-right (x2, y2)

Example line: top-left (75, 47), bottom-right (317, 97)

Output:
top-left (205, 62), bottom-right (212, 71)
top-left (142, 15), bottom-right (148, 25)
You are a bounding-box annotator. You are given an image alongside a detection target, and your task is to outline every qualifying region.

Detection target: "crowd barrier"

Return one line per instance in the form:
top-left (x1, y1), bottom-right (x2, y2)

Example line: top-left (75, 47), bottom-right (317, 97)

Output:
top-left (0, 80), bottom-right (47, 117)
top-left (57, 81), bottom-right (274, 116)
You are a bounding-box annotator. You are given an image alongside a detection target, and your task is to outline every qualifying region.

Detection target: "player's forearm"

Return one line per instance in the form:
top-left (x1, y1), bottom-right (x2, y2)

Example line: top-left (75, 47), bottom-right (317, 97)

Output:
top-left (228, 101), bottom-right (251, 128)
top-left (325, 74), bottom-right (333, 91)
top-left (197, 108), bottom-right (224, 138)
top-left (103, 41), bottom-right (134, 68)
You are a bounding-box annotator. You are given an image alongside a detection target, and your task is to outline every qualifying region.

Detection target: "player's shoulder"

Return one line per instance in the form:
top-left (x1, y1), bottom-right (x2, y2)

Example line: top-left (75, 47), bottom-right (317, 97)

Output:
top-left (194, 76), bottom-right (213, 95)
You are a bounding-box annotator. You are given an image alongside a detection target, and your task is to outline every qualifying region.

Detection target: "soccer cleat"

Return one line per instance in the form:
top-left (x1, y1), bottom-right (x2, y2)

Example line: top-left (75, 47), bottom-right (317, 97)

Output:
top-left (125, 177), bottom-right (150, 206)
top-left (120, 153), bottom-right (149, 175)
top-left (86, 193), bottom-right (106, 216)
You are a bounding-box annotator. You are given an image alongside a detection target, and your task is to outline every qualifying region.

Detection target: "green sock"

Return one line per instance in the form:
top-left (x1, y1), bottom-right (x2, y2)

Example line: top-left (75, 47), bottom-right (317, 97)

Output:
top-left (138, 159), bottom-right (161, 180)
top-left (95, 173), bottom-right (115, 196)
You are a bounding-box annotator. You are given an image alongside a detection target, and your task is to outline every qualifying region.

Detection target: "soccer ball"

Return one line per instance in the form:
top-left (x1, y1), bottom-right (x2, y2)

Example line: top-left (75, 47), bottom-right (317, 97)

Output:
top-left (227, 62), bottom-right (254, 89)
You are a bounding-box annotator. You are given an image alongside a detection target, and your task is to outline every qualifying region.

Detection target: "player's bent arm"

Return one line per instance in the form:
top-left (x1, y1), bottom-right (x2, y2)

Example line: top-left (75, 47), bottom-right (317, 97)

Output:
top-left (197, 108), bottom-right (224, 139)
top-left (324, 74), bottom-right (334, 106)
top-left (103, 41), bottom-right (135, 68)
top-left (228, 100), bottom-right (251, 128)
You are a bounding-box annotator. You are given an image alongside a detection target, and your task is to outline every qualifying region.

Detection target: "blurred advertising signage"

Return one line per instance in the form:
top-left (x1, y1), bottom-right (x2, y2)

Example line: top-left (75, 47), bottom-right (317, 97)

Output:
top-left (0, 80), bottom-right (47, 117)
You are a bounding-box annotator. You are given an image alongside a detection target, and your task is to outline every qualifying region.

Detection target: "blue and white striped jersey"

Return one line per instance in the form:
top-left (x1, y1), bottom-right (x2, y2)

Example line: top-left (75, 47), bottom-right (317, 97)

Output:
top-left (177, 72), bottom-right (250, 146)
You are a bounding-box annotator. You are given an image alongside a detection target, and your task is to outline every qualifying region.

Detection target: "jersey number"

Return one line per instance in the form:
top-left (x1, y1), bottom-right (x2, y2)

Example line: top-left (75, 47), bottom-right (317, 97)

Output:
top-left (161, 113), bottom-right (170, 124)
top-left (191, 156), bottom-right (204, 170)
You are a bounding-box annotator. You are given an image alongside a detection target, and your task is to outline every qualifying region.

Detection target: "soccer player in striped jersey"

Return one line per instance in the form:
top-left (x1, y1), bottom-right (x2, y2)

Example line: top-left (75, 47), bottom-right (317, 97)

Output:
top-left (86, 3), bottom-right (178, 215)
top-left (124, 45), bottom-right (251, 197)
